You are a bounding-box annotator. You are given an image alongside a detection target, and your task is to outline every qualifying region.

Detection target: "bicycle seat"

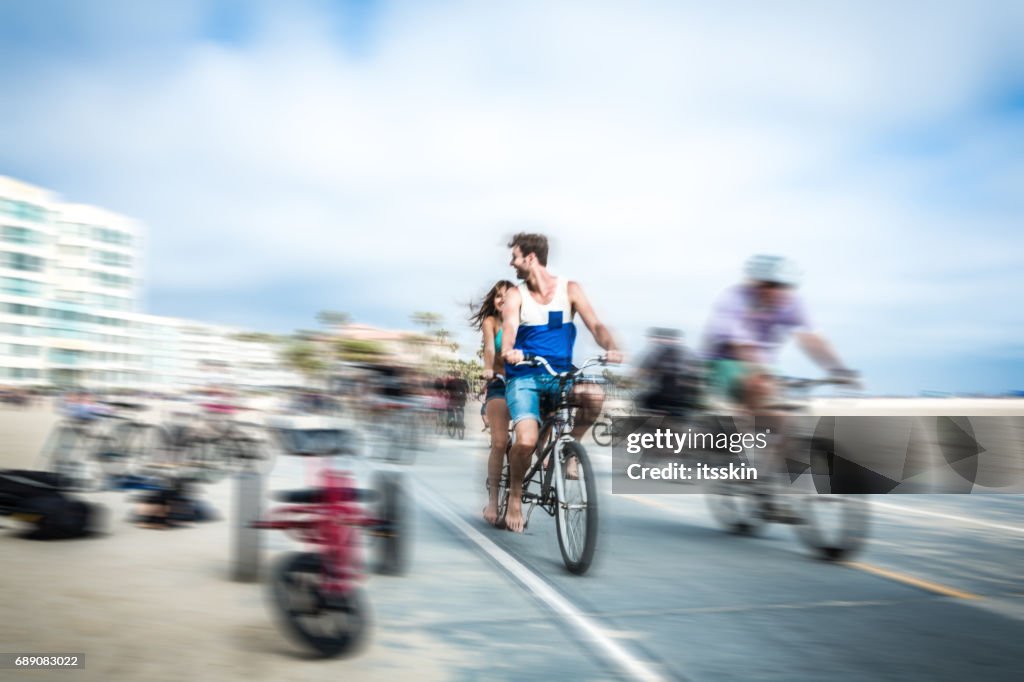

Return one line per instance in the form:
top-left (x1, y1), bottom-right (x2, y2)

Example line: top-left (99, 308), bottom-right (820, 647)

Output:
top-left (272, 487), bottom-right (377, 503)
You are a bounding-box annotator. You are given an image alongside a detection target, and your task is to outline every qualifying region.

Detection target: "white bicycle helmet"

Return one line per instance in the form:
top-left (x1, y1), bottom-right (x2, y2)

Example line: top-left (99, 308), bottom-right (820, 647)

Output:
top-left (745, 254), bottom-right (801, 287)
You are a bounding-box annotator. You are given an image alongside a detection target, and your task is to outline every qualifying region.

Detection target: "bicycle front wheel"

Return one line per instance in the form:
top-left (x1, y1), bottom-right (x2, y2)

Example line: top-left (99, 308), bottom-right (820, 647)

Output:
top-left (793, 495), bottom-right (871, 561)
top-left (591, 420), bottom-right (612, 447)
top-left (555, 441), bottom-right (598, 575)
top-left (270, 552), bottom-right (369, 657)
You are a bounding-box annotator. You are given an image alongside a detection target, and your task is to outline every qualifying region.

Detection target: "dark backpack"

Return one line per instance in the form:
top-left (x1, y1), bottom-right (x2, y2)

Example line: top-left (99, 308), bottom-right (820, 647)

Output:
top-left (641, 344), bottom-right (700, 413)
top-left (0, 470), bottom-right (100, 540)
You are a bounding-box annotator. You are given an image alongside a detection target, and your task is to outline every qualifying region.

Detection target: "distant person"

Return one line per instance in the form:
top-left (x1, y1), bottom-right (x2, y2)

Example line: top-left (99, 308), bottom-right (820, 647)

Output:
top-left (636, 327), bottom-right (699, 418)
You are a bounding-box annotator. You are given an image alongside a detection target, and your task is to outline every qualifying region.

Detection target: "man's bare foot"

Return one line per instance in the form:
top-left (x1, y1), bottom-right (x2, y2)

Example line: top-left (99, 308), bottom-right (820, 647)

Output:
top-left (505, 500), bottom-right (526, 533)
top-left (565, 456), bottom-right (579, 480)
top-left (483, 500), bottom-right (499, 526)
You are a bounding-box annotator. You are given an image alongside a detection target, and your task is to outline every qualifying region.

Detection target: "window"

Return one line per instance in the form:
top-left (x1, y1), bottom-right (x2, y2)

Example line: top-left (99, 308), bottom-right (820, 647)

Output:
top-left (1, 252), bottom-right (45, 272)
top-left (3, 303), bottom-right (42, 316)
top-left (2, 225), bottom-right (44, 245)
top-left (0, 323), bottom-right (43, 337)
top-left (94, 271), bottom-right (133, 289)
top-left (49, 348), bottom-right (84, 365)
top-left (6, 343), bottom-right (39, 357)
top-left (92, 227), bottom-right (132, 247)
top-left (0, 277), bottom-right (44, 297)
top-left (91, 250), bottom-right (132, 268)
top-left (0, 199), bottom-right (49, 222)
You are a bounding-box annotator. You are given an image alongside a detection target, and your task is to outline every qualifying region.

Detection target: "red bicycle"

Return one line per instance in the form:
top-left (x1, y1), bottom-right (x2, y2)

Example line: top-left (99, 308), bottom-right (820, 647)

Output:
top-left (252, 428), bottom-right (406, 657)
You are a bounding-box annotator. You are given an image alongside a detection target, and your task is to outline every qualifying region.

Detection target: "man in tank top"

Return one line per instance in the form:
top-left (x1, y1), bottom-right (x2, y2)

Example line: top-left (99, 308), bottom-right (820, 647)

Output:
top-left (500, 232), bottom-right (622, 533)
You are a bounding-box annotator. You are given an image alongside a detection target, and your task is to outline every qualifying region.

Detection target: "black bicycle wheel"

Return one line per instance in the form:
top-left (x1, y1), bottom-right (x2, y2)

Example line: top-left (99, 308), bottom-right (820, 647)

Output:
top-left (371, 472), bottom-right (409, 575)
top-left (791, 440), bottom-right (871, 560)
top-left (591, 420), bottom-right (612, 447)
top-left (704, 479), bottom-right (767, 536)
top-left (494, 458), bottom-right (511, 530)
top-left (792, 495), bottom-right (871, 561)
top-left (270, 551), bottom-right (369, 657)
top-left (554, 441), bottom-right (599, 575)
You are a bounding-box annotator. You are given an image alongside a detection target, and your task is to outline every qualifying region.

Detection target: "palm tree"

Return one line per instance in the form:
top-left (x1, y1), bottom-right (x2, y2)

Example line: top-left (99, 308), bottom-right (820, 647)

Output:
top-left (411, 311), bottom-right (442, 330)
top-left (317, 310), bottom-right (352, 329)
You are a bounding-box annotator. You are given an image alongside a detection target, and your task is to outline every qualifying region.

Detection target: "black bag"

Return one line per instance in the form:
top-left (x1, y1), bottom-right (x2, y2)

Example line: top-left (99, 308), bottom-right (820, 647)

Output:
top-left (641, 344), bottom-right (700, 414)
top-left (0, 469), bottom-right (100, 540)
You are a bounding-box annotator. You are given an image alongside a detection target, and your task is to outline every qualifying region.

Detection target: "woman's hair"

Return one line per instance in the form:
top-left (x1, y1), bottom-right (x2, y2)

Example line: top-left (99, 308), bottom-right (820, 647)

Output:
top-left (469, 280), bottom-right (516, 330)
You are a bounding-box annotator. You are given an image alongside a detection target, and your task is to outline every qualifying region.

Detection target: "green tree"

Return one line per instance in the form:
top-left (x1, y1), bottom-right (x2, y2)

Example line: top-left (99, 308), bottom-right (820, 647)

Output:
top-left (281, 340), bottom-right (327, 384)
top-left (335, 338), bottom-right (386, 363)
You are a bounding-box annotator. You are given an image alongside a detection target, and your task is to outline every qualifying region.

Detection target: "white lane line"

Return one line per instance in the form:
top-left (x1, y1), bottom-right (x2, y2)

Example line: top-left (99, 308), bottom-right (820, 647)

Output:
top-left (871, 500), bottom-right (1024, 535)
top-left (414, 481), bottom-right (670, 682)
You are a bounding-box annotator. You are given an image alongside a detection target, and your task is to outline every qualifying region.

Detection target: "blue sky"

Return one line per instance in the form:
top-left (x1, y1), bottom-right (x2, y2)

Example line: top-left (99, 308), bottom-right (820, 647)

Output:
top-left (1, 1), bottom-right (1022, 394)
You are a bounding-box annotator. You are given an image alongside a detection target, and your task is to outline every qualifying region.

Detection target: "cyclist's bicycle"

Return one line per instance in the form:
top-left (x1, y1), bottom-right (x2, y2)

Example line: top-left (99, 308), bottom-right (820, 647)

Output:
top-left (494, 354), bottom-right (604, 575)
top-left (252, 428), bottom-right (407, 657)
top-left (704, 375), bottom-right (871, 561)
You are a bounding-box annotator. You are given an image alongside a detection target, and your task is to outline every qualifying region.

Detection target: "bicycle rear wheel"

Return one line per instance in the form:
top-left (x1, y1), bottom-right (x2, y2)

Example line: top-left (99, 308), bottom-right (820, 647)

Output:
top-left (793, 495), bottom-right (871, 560)
top-left (270, 551), bottom-right (369, 657)
top-left (554, 441), bottom-right (598, 575)
top-left (494, 458), bottom-right (511, 530)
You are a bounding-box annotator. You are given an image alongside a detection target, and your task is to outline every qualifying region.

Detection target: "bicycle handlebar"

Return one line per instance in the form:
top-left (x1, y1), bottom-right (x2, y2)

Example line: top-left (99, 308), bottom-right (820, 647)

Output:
top-left (517, 353), bottom-right (607, 377)
top-left (774, 374), bottom-right (862, 391)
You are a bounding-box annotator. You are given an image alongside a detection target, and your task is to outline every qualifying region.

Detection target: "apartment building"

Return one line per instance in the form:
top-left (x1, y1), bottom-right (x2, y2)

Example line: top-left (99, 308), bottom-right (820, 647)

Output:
top-left (0, 175), bottom-right (298, 391)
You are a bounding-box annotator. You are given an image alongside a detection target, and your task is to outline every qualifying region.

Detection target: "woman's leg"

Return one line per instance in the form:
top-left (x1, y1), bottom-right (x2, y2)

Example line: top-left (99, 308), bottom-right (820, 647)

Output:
top-left (483, 397), bottom-right (510, 525)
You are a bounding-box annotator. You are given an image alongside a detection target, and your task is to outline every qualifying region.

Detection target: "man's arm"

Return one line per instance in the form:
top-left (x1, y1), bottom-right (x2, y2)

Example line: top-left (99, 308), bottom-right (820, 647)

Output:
top-left (501, 286), bottom-right (524, 365)
top-left (568, 281), bottom-right (622, 363)
top-left (795, 331), bottom-right (846, 371)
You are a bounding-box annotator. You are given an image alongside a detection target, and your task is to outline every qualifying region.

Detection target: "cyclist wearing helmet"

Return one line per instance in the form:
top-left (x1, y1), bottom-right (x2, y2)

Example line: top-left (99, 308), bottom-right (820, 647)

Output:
top-left (703, 255), bottom-right (852, 411)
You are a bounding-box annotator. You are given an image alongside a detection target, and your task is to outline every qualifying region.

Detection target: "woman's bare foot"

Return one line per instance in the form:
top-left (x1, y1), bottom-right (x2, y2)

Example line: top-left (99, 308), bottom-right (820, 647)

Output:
top-left (483, 501), bottom-right (499, 526)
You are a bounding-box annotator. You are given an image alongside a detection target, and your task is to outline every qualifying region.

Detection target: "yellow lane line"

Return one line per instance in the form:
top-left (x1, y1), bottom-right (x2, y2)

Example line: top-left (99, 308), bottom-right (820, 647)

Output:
top-left (616, 494), bottom-right (985, 601)
top-left (843, 562), bottom-right (982, 600)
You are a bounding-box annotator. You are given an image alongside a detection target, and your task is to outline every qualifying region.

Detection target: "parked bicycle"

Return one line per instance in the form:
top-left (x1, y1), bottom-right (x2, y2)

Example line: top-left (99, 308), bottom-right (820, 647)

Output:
top-left (160, 402), bottom-right (275, 483)
top-left (251, 428), bottom-right (407, 657)
top-left (38, 400), bottom-right (159, 490)
top-left (446, 404), bottom-right (466, 440)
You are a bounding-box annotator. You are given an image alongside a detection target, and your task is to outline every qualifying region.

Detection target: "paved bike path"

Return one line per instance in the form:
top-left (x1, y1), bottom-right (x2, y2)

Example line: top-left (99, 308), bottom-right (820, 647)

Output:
top-left (415, 434), bottom-right (1024, 681)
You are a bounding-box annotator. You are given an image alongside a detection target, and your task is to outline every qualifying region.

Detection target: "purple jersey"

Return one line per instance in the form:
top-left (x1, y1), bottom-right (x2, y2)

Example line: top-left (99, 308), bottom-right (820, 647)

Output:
top-left (702, 285), bottom-right (810, 363)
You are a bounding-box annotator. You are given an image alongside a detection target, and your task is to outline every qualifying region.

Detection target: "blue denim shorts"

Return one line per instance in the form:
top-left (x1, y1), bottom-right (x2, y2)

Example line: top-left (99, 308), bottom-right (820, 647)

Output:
top-left (484, 377), bottom-right (507, 404)
top-left (506, 374), bottom-right (568, 426)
